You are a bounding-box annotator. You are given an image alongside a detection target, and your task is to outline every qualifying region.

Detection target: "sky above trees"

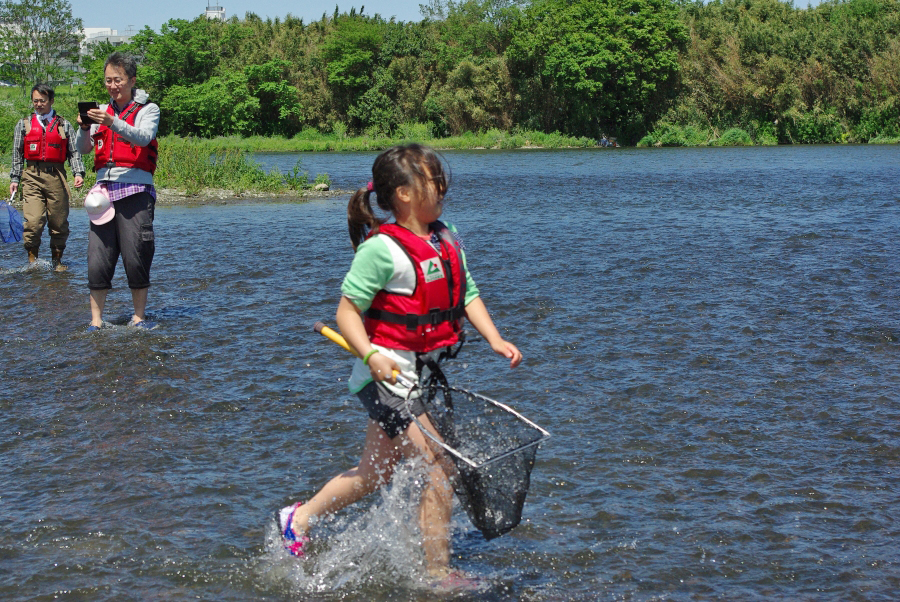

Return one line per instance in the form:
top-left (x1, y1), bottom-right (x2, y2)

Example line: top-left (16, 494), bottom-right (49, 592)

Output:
top-left (64, 0), bottom-right (841, 38)
top-left (68, 0), bottom-right (426, 34)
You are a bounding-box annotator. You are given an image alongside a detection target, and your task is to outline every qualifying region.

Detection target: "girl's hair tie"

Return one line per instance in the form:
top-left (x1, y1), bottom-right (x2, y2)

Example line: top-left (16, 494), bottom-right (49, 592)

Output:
top-left (366, 181), bottom-right (374, 192)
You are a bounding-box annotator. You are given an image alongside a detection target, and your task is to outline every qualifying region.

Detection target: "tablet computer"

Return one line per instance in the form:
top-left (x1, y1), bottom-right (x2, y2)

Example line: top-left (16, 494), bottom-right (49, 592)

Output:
top-left (78, 101), bottom-right (99, 124)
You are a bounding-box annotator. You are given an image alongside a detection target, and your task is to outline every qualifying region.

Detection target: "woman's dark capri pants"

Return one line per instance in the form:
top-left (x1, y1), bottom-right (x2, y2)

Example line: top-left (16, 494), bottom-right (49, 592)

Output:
top-left (88, 191), bottom-right (155, 290)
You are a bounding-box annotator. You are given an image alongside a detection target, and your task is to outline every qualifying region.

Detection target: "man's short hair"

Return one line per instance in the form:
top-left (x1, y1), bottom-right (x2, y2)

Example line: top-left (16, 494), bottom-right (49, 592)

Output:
top-left (31, 83), bottom-right (54, 102)
top-left (104, 52), bottom-right (138, 79)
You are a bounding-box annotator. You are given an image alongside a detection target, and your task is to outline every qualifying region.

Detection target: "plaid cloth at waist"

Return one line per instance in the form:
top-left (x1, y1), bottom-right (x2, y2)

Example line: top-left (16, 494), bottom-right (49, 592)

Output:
top-left (105, 182), bottom-right (157, 202)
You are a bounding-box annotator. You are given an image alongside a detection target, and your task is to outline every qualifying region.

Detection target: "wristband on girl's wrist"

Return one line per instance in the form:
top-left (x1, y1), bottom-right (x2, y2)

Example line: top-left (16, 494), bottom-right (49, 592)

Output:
top-left (362, 349), bottom-right (379, 365)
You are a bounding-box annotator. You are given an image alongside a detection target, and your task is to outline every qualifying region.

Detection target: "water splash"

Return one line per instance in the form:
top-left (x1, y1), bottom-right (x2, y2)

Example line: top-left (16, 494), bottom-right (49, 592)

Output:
top-left (255, 459), bottom-right (473, 596)
top-left (0, 258), bottom-right (52, 274)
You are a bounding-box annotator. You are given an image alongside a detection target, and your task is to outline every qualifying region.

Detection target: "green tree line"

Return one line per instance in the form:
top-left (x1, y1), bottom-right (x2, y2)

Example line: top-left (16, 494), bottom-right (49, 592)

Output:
top-left (72, 0), bottom-right (900, 145)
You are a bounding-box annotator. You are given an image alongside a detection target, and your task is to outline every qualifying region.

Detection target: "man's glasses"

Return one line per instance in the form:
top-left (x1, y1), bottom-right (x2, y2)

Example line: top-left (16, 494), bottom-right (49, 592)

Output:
top-left (32, 98), bottom-right (48, 105)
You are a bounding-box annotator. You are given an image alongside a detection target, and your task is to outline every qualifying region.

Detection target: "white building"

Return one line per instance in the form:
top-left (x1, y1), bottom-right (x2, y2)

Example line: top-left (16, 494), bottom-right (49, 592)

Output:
top-left (205, 2), bottom-right (226, 20)
top-left (81, 27), bottom-right (133, 53)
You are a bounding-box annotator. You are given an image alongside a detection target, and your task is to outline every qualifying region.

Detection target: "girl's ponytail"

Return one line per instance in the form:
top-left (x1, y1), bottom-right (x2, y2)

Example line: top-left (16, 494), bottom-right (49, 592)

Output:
top-left (347, 186), bottom-right (382, 250)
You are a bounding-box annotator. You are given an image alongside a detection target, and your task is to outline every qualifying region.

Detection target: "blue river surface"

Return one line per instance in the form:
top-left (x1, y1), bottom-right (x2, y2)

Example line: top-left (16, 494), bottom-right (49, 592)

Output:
top-left (1, 145), bottom-right (899, 600)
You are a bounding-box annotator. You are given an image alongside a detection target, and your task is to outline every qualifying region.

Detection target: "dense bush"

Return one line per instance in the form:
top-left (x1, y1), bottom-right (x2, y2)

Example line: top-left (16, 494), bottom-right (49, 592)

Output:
top-left (5, 0), bottom-right (900, 148)
top-left (714, 128), bottom-right (753, 146)
top-left (636, 123), bottom-right (710, 147)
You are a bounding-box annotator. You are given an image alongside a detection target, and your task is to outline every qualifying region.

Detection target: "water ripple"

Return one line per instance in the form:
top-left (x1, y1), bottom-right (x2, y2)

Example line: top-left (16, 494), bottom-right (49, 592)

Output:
top-left (2, 146), bottom-right (900, 600)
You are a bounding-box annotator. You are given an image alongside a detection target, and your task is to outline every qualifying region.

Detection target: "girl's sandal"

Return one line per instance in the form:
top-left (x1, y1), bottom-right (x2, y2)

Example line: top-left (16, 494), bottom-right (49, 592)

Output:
top-left (277, 502), bottom-right (310, 557)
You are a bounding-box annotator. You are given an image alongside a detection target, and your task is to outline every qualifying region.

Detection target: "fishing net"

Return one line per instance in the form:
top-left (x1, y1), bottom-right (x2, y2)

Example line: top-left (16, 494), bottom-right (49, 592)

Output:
top-left (412, 360), bottom-right (550, 540)
top-left (0, 200), bottom-right (23, 244)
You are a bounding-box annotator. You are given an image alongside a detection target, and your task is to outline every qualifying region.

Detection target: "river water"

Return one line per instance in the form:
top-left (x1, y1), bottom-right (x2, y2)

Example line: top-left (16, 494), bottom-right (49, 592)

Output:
top-left (1, 145), bottom-right (899, 600)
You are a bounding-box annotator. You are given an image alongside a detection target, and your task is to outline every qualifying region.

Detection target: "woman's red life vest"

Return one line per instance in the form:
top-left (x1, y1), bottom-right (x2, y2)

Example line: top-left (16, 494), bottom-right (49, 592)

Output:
top-left (23, 114), bottom-right (67, 163)
top-left (364, 222), bottom-right (467, 353)
top-left (92, 102), bottom-right (158, 174)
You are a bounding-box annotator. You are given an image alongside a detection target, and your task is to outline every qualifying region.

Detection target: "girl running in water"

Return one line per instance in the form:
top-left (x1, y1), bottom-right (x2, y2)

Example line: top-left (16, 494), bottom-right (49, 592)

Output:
top-left (279, 143), bottom-right (521, 583)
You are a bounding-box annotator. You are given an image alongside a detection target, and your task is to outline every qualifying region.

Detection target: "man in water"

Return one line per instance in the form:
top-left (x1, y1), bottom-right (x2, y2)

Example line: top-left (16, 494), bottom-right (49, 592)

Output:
top-left (9, 83), bottom-right (85, 271)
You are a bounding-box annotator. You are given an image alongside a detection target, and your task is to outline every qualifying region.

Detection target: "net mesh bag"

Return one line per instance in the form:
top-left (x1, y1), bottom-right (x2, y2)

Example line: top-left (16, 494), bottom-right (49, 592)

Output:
top-left (1, 200), bottom-right (23, 244)
top-left (413, 366), bottom-right (550, 540)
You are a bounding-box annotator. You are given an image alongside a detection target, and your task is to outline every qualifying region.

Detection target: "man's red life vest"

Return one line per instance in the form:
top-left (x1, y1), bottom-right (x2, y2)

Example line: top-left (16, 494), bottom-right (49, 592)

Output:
top-left (364, 222), bottom-right (467, 353)
top-left (92, 101), bottom-right (158, 174)
top-left (23, 114), bottom-right (67, 163)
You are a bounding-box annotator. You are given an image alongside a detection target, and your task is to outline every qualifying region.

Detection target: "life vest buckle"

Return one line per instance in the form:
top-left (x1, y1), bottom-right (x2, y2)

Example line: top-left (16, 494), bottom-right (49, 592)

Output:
top-left (426, 308), bottom-right (446, 326)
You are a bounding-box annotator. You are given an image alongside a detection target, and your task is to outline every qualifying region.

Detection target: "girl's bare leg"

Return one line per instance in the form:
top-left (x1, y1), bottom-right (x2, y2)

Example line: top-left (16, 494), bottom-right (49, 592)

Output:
top-left (290, 420), bottom-right (401, 534)
top-left (398, 413), bottom-right (453, 577)
top-left (288, 413), bottom-right (453, 577)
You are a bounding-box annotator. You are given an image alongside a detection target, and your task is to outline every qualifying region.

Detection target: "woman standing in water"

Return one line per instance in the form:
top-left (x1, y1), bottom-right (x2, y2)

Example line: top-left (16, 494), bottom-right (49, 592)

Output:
top-left (77, 52), bottom-right (159, 331)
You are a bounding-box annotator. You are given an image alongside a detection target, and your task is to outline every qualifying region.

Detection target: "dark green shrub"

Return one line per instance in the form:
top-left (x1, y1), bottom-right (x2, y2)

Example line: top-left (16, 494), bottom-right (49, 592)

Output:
top-left (715, 128), bottom-right (753, 146)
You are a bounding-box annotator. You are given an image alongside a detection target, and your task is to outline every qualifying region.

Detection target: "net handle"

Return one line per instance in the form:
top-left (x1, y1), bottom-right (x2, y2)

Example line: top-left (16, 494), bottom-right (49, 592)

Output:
top-left (313, 321), bottom-right (481, 467)
top-left (313, 321), bottom-right (416, 390)
top-left (313, 321), bottom-right (551, 470)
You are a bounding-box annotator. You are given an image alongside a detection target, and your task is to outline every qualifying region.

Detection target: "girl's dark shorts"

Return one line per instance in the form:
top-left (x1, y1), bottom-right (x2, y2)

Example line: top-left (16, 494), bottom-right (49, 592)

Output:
top-left (357, 380), bottom-right (427, 439)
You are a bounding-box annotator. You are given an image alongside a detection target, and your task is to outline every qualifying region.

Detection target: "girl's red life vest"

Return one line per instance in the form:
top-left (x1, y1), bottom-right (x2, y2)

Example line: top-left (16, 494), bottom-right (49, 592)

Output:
top-left (92, 102), bottom-right (158, 174)
top-left (23, 114), bottom-right (67, 163)
top-left (364, 222), bottom-right (467, 353)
